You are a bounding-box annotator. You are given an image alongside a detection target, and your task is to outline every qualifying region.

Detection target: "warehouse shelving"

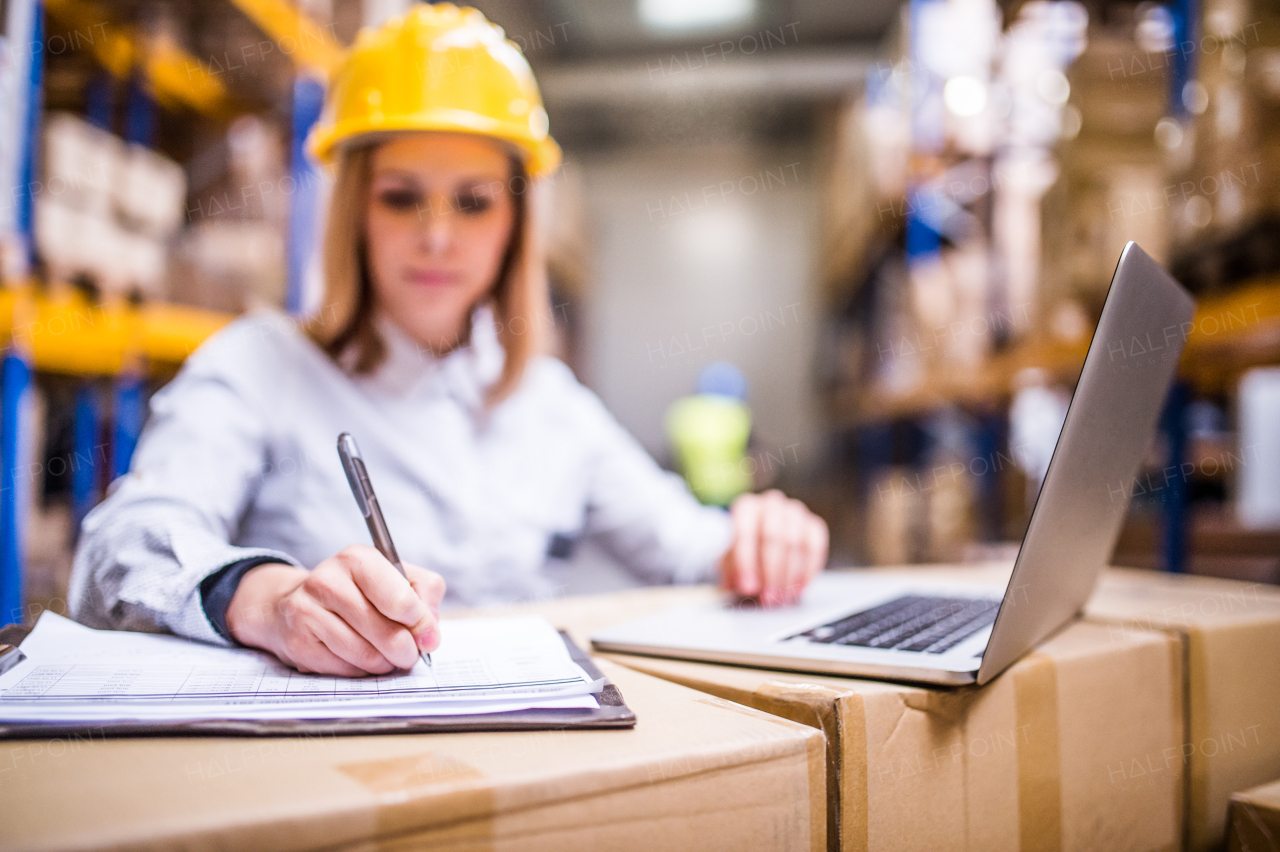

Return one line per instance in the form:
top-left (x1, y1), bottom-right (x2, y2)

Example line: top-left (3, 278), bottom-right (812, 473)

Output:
top-left (0, 0), bottom-right (336, 623)
top-left (834, 274), bottom-right (1280, 578)
top-left (0, 288), bottom-right (231, 376)
top-left (834, 277), bottom-right (1280, 426)
top-left (44, 0), bottom-right (234, 117)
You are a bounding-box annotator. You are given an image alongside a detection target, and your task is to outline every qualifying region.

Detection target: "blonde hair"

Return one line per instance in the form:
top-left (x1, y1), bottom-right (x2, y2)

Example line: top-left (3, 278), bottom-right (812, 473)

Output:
top-left (304, 142), bottom-right (549, 405)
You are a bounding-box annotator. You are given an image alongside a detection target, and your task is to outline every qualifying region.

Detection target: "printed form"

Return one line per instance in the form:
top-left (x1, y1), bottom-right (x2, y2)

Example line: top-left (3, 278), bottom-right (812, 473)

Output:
top-left (0, 613), bottom-right (601, 722)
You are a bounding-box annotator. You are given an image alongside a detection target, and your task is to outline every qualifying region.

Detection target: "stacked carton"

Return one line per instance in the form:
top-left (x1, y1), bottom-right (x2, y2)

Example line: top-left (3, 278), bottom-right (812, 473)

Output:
top-left (863, 563), bottom-right (1280, 850)
top-left (0, 662), bottom-right (825, 851)
top-left (469, 583), bottom-right (1180, 851)
top-left (35, 112), bottom-right (185, 297)
top-left (478, 565), bottom-right (1280, 850)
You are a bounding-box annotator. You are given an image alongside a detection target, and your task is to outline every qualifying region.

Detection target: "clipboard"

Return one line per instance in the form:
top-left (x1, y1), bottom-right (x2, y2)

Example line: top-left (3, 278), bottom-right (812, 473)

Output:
top-left (0, 624), bottom-right (635, 739)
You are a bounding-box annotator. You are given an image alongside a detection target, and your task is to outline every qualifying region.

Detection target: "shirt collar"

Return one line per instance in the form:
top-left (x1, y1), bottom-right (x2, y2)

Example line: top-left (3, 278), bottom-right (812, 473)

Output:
top-left (362, 305), bottom-right (505, 408)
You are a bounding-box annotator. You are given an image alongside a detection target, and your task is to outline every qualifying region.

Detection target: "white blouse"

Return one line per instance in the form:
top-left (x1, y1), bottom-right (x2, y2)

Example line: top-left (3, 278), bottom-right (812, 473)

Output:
top-left (68, 306), bottom-right (732, 645)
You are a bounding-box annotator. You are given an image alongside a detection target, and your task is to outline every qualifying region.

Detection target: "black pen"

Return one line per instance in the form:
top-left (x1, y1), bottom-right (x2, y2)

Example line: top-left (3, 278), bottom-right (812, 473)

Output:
top-left (337, 432), bottom-right (433, 670)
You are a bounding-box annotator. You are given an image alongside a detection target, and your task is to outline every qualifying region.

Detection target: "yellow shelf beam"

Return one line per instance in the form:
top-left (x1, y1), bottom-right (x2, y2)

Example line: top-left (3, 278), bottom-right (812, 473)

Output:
top-left (225, 0), bottom-right (343, 76)
top-left (1182, 277), bottom-right (1280, 391)
top-left (0, 289), bottom-right (233, 377)
top-left (139, 301), bottom-right (236, 366)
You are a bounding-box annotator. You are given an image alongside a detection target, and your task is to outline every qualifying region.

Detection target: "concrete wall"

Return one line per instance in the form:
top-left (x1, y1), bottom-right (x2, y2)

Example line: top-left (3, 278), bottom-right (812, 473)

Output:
top-left (576, 142), bottom-right (823, 471)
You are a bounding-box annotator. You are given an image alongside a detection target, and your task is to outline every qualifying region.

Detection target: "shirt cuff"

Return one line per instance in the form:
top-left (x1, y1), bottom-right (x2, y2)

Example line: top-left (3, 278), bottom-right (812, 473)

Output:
top-left (673, 506), bottom-right (734, 586)
top-left (199, 557), bottom-right (296, 644)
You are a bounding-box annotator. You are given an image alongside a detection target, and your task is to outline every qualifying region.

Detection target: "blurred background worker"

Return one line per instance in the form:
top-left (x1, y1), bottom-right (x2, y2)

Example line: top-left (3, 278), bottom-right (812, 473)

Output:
top-left (668, 362), bottom-right (753, 507)
top-left (65, 5), bottom-right (828, 677)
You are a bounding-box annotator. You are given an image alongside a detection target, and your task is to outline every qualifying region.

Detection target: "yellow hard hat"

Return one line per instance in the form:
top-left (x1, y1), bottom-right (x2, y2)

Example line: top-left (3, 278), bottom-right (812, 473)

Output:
top-left (307, 4), bottom-right (561, 178)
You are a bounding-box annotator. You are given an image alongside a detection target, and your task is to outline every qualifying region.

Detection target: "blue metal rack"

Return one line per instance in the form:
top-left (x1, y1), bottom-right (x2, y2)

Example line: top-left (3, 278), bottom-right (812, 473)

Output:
top-left (286, 75), bottom-right (326, 316)
top-left (71, 383), bottom-right (100, 531)
top-left (1, 0), bottom-right (45, 627)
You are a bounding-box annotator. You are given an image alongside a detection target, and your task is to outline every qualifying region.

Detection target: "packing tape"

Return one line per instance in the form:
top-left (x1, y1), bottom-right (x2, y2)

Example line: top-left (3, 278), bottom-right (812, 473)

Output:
top-left (1171, 627), bottom-right (1189, 851)
top-left (336, 751), bottom-right (495, 847)
top-left (1185, 625), bottom-right (1212, 852)
top-left (1012, 653), bottom-right (1063, 852)
top-left (839, 690), bottom-right (869, 852)
top-left (756, 682), bottom-right (864, 852)
top-left (750, 662), bottom-right (1066, 852)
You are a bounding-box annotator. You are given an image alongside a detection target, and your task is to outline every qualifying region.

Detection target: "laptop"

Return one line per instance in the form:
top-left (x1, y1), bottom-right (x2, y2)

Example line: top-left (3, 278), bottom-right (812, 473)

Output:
top-left (591, 242), bottom-right (1197, 686)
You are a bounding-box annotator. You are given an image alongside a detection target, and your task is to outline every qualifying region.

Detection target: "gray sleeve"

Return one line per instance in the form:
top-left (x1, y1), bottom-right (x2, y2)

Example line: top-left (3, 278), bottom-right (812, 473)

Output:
top-left (68, 364), bottom-right (303, 645)
top-left (569, 376), bottom-right (733, 586)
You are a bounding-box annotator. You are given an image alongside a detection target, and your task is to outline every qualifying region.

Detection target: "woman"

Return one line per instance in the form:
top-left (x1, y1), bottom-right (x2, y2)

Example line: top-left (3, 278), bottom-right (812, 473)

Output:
top-left (69, 4), bottom-right (828, 677)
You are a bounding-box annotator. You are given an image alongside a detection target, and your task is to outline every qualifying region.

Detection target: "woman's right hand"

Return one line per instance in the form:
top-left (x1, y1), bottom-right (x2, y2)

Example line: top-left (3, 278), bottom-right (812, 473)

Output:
top-left (225, 544), bottom-right (446, 676)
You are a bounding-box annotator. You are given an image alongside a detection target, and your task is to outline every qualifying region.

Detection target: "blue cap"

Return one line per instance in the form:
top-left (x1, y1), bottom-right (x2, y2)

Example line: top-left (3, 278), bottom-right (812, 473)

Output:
top-left (696, 362), bottom-right (748, 401)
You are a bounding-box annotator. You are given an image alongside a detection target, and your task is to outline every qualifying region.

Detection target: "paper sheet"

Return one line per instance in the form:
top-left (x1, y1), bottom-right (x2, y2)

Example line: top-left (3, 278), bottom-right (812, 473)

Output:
top-left (0, 613), bottom-right (600, 723)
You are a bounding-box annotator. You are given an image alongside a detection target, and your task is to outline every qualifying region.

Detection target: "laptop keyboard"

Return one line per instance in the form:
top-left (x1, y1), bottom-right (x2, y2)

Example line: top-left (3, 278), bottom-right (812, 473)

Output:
top-left (789, 595), bottom-right (1000, 654)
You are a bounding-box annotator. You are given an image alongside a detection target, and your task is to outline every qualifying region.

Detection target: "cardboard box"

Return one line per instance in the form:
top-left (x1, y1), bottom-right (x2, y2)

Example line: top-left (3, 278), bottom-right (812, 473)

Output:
top-left (114, 143), bottom-right (187, 239)
top-left (1238, 367), bottom-right (1280, 529)
top-left (1227, 778), bottom-right (1280, 852)
top-left (34, 198), bottom-right (90, 278)
top-left (1085, 568), bottom-right (1280, 852)
top-left (862, 563), bottom-right (1280, 852)
top-left (42, 112), bottom-right (119, 217)
top-left (34, 198), bottom-right (160, 296)
top-left (117, 228), bottom-right (167, 298)
top-left (170, 220), bottom-right (286, 313)
top-left (483, 584), bottom-right (1183, 852)
top-left (0, 661), bottom-right (825, 852)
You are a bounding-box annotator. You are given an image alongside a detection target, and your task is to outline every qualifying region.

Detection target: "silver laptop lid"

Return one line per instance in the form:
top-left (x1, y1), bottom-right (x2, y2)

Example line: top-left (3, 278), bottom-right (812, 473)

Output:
top-left (976, 242), bottom-right (1196, 684)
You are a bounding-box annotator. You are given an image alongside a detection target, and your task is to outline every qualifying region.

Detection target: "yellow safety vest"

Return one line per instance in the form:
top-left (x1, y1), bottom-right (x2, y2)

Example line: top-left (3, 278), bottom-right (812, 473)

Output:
top-left (666, 394), bottom-right (752, 506)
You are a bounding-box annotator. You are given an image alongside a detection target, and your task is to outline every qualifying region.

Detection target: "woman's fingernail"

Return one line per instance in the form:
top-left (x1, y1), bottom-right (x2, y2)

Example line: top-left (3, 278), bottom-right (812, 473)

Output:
top-left (418, 629), bottom-right (436, 650)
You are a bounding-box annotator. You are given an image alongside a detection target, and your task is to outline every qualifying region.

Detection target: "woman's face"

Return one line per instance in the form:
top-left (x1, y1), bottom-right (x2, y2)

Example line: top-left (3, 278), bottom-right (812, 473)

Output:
top-left (364, 133), bottom-right (516, 353)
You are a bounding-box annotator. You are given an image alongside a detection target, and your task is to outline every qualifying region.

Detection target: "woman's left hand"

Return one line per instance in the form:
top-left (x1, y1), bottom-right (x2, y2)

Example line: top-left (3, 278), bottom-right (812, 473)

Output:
top-left (719, 489), bottom-right (829, 606)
